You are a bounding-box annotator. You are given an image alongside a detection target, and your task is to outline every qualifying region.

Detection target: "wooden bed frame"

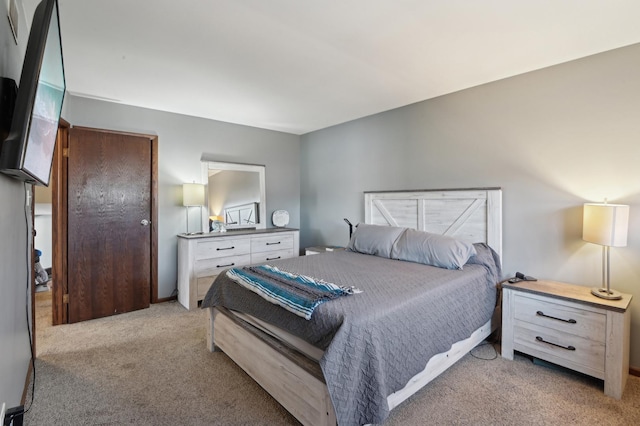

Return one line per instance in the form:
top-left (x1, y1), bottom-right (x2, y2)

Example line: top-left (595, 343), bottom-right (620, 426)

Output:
top-left (206, 188), bottom-right (502, 426)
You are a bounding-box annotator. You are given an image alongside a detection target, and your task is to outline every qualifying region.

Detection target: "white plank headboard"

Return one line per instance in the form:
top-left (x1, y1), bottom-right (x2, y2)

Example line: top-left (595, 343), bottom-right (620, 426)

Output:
top-left (364, 188), bottom-right (502, 259)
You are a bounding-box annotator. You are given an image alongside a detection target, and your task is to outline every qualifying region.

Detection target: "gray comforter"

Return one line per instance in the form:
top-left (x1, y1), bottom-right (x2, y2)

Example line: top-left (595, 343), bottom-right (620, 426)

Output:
top-left (202, 243), bottom-right (500, 425)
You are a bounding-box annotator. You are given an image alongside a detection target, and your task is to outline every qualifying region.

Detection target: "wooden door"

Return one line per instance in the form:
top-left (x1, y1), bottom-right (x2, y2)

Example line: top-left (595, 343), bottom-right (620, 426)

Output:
top-left (66, 127), bottom-right (155, 323)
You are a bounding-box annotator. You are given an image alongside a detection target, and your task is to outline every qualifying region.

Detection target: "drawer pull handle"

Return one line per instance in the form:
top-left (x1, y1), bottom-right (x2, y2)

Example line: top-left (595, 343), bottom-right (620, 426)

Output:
top-left (266, 241), bottom-right (281, 246)
top-left (535, 336), bottom-right (576, 351)
top-left (266, 256), bottom-right (281, 261)
top-left (536, 311), bottom-right (576, 324)
top-left (217, 262), bottom-right (235, 268)
top-left (217, 246), bottom-right (235, 251)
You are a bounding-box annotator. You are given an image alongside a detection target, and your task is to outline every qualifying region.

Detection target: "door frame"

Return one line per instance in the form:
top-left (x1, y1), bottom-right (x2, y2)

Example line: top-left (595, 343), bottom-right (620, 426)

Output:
top-left (51, 124), bottom-right (159, 325)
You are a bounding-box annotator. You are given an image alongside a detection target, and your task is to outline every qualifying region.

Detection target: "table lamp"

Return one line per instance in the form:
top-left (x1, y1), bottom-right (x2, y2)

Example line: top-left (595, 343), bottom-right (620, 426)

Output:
top-left (183, 183), bottom-right (205, 234)
top-left (582, 202), bottom-right (629, 300)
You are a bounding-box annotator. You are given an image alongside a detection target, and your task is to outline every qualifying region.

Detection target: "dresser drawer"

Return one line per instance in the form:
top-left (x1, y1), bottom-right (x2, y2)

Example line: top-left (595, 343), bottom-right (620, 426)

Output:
top-left (195, 254), bottom-right (251, 277)
top-left (513, 293), bottom-right (606, 342)
top-left (195, 238), bottom-right (251, 260)
top-left (197, 275), bottom-right (217, 299)
top-left (251, 249), bottom-right (294, 264)
top-left (251, 233), bottom-right (294, 253)
top-left (514, 321), bottom-right (605, 374)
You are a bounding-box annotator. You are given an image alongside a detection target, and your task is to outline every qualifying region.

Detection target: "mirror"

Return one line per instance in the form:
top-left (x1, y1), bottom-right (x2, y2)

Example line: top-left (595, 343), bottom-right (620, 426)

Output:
top-left (201, 161), bottom-right (266, 231)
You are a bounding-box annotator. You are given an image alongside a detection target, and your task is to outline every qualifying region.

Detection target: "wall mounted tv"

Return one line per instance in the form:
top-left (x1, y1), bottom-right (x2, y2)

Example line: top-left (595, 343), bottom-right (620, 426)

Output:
top-left (0, 0), bottom-right (65, 187)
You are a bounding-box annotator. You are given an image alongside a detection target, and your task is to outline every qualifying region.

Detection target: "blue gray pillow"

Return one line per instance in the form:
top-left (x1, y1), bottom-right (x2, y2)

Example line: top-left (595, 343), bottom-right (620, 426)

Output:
top-left (391, 228), bottom-right (476, 270)
top-left (346, 223), bottom-right (406, 258)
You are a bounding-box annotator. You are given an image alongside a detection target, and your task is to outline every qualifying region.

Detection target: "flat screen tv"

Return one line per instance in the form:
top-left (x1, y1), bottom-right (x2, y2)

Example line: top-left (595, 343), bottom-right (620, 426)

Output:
top-left (0, 0), bottom-right (65, 187)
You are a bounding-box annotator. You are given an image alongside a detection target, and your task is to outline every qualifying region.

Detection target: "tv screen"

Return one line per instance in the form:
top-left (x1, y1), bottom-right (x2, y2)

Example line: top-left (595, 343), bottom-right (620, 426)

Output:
top-left (0, 0), bottom-right (65, 186)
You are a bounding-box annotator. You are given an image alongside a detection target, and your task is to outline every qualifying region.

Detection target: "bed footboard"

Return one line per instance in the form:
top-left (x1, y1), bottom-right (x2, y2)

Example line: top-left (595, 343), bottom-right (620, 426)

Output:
top-left (207, 304), bottom-right (500, 426)
top-left (209, 307), bottom-right (337, 426)
top-left (206, 307), bottom-right (219, 352)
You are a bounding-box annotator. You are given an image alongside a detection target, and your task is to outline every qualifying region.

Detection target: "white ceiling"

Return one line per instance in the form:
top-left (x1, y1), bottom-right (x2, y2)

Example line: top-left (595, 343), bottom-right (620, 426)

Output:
top-left (25, 0), bottom-right (640, 135)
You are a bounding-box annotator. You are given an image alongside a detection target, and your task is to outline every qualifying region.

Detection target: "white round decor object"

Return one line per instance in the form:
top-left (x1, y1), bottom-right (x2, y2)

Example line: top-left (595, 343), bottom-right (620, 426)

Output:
top-left (272, 210), bottom-right (290, 227)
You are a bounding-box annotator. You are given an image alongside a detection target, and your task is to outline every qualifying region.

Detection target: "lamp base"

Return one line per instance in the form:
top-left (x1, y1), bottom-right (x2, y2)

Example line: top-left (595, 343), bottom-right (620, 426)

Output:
top-left (591, 287), bottom-right (623, 300)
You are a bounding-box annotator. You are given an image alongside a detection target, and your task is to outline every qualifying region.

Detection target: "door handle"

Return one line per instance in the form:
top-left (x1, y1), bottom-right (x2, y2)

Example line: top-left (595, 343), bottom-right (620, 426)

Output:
top-left (140, 219), bottom-right (151, 226)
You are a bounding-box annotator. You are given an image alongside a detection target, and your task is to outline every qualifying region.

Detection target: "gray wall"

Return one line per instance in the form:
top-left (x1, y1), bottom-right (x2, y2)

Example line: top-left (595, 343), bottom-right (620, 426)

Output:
top-left (0, 0), bottom-right (34, 408)
top-left (64, 96), bottom-right (300, 298)
top-left (301, 43), bottom-right (640, 368)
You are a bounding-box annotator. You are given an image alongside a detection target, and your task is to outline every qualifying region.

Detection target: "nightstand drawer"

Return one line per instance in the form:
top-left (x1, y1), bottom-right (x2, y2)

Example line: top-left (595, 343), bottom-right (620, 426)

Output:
top-left (514, 321), bottom-right (605, 374)
top-left (195, 238), bottom-right (251, 260)
top-left (195, 254), bottom-right (251, 277)
top-left (251, 234), bottom-right (294, 253)
top-left (514, 293), bottom-right (606, 342)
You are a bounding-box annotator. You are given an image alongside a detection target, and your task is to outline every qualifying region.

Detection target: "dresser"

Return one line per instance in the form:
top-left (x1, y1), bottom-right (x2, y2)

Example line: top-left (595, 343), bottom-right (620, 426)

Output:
top-left (177, 228), bottom-right (299, 310)
top-left (501, 280), bottom-right (632, 399)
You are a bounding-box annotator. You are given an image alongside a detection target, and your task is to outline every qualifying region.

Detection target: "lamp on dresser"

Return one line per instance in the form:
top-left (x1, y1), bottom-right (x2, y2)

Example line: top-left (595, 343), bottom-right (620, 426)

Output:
top-left (582, 202), bottom-right (629, 300)
top-left (183, 183), bottom-right (205, 234)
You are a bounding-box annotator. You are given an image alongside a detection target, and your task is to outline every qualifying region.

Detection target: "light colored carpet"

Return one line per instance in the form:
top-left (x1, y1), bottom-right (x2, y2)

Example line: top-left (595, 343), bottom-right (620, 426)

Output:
top-left (26, 291), bottom-right (640, 425)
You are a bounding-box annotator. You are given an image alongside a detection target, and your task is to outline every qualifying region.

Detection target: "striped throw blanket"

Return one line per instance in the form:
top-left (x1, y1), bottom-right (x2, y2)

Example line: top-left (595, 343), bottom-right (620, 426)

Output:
top-left (226, 264), bottom-right (361, 320)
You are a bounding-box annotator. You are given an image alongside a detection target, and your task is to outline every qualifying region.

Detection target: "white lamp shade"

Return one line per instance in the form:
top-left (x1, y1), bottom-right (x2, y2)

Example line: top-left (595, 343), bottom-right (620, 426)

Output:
top-left (583, 203), bottom-right (629, 247)
top-left (183, 183), bottom-right (205, 206)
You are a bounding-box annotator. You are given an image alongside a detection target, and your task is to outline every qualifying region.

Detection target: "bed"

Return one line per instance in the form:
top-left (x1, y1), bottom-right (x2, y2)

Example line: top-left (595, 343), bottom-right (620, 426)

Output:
top-left (202, 188), bottom-right (503, 426)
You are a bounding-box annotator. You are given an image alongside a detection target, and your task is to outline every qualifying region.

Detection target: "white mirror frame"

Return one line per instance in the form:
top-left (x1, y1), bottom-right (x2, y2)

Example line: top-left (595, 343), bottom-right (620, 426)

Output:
top-left (201, 161), bottom-right (267, 231)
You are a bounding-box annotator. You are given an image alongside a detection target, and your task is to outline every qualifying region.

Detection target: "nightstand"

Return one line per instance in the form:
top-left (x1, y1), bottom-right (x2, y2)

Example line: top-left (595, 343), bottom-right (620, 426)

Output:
top-left (502, 280), bottom-right (632, 399)
top-left (304, 246), bottom-right (344, 255)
